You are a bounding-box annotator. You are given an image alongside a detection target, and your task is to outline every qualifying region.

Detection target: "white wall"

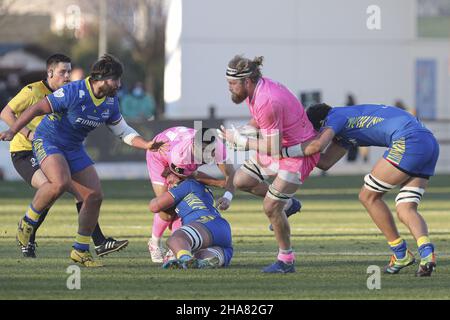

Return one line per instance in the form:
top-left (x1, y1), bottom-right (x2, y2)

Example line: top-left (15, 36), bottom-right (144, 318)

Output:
top-left (165, 0), bottom-right (449, 120)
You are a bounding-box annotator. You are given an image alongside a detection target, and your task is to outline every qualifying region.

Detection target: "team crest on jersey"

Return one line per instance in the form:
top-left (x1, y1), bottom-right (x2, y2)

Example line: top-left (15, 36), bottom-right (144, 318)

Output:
top-left (54, 88), bottom-right (64, 98)
top-left (106, 97), bottom-right (115, 105)
top-left (101, 109), bottom-right (110, 119)
top-left (79, 90), bottom-right (85, 99)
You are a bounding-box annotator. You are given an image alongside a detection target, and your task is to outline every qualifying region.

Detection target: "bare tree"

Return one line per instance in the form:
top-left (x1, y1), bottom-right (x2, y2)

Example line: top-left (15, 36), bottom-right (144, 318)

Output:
top-left (0, 0), bottom-right (18, 28)
top-left (84, 0), bottom-right (167, 118)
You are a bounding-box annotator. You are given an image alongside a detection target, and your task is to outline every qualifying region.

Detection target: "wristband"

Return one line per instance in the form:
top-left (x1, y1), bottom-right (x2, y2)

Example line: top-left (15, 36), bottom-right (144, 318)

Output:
top-left (282, 144), bottom-right (304, 158)
top-left (234, 133), bottom-right (248, 149)
top-left (223, 191), bottom-right (233, 201)
top-left (231, 125), bottom-right (248, 149)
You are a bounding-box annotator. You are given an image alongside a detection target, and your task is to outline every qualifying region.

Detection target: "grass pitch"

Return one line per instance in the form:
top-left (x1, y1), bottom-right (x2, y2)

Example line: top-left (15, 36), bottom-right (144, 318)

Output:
top-left (0, 175), bottom-right (449, 300)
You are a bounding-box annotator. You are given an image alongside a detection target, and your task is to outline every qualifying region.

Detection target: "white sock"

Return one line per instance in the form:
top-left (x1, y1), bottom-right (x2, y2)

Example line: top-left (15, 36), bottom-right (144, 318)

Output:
top-left (283, 199), bottom-right (293, 212)
top-left (150, 235), bottom-right (161, 246)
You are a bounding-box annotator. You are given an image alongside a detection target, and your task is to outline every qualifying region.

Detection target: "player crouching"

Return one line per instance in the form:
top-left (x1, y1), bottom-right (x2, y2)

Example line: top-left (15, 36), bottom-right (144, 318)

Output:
top-left (148, 172), bottom-right (233, 269)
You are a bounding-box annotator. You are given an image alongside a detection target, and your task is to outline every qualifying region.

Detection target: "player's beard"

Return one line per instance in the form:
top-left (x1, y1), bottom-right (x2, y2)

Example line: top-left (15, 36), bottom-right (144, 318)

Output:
top-left (101, 83), bottom-right (118, 97)
top-left (231, 89), bottom-right (248, 104)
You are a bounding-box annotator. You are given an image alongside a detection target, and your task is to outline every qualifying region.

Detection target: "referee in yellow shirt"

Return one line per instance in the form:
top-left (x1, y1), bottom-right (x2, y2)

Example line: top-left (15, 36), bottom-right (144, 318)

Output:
top-left (0, 54), bottom-right (128, 258)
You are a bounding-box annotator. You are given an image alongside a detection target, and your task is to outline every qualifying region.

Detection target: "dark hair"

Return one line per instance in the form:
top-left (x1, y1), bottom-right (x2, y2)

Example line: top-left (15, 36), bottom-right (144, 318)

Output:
top-left (46, 54), bottom-right (71, 70)
top-left (227, 55), bottom-right (263, 83)
top-left (90, 54), bottom-right (123, 81)
top-left (306, 103), bottom-right (332, 131)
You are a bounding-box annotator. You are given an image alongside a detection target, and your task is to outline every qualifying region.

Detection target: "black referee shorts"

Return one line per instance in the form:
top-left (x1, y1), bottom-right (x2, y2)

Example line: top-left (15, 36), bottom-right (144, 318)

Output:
top-left (11, 150), bottom-right (40, 186)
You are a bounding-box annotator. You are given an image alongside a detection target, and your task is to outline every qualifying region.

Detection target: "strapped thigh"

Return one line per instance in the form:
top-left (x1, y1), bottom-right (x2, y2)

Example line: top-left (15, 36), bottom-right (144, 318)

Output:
top-left (364, 173), bottom-right (396, 193)
top-left (395, 186), bottom-right (425, 206)
top-left (205, 247), bottom-right (225, 266)
top-left (179, 225), bottom-right (204, 251)
top-left (267, 184), bottom-right (295, 203)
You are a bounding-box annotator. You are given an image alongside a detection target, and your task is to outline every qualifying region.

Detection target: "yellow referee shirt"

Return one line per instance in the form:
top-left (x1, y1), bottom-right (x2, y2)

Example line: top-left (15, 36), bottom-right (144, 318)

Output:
top-left (7, 80), bottom-right (52, 153)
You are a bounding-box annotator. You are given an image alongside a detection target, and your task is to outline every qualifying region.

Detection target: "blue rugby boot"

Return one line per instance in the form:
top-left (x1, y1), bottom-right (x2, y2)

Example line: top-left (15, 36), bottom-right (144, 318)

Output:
top-left (262, 260), bottom-right (295, 273)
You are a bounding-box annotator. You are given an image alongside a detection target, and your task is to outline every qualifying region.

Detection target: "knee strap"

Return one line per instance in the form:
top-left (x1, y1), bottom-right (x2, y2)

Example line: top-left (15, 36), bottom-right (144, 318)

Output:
top-left (364, 174), bottom-right (396, 193)
top-left (180, 225), bottom-right (203, 251)
top-left (395, 186), bottom-right (425, 206)
top-left (205, 247), bottom-right (225, 266)
top-left (267, 184), bottom-right (295, 202)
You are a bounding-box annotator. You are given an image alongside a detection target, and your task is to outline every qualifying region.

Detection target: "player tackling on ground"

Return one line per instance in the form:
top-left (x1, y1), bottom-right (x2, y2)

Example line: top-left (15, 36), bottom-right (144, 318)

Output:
top-left (219, 55), bottom-right (319, 273)
top-left (282, 103), bottom-right (438, 276)
top-left (146, 126), bottom-right (235, 263)
top-left (149, 171), bottom-right (233, 269)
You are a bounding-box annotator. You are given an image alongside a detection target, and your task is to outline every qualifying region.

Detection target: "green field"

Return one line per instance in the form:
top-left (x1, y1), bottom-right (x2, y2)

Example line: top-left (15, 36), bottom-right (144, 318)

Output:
top-left (0, 175), bottom-right (449, 300)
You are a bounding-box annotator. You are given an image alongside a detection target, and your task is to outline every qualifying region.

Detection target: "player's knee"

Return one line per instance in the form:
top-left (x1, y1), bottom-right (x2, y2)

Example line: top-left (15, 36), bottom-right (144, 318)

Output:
top-left (233, 174), bottom-right (255, 191)
top-left (50, 179), bottom-right (70, 197)
top-left (396, 204), bottom-right (419, 224)
top-left (262, 198), bottom-right (278, 215)
top-left (85, 189), bottom-right (104, 204)
top-left (159, 211), bottom-right (173, 222)
top-left (262, 199), bottom-right (273, 217)
top-left (358, 188), bottom-right (381, 205)
top-left (166, 234), bottom-right (179, 250)
top-left (358, 189), bottom-right (370, 204)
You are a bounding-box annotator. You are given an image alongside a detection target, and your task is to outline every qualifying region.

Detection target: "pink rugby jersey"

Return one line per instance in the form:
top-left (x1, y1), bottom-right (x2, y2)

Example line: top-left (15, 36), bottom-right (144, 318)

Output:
top-left (146, 126), bottom-right (226, 185)
top-left (246, 77), bottom-right (316, 147)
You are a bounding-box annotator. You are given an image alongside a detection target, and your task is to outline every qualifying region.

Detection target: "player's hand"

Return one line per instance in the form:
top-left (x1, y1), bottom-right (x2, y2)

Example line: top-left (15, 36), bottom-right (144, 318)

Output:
top-left (28, 131), bottom-right (34, 141)
top-left (217, 125), bottom-right (248, 150)
top-left (147, 140), bottom-right (168, 152)
top-left (0, 129), bottom-right (16, 141)
top-left (217, 197), bottom-right (231, 210)
top-left (217, 125), bottom-right (234, 143)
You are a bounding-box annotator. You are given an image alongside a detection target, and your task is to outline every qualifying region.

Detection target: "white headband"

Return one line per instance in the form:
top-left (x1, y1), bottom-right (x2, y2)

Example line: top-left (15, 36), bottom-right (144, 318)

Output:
top-left (226, 66), bottom-right (252, 79)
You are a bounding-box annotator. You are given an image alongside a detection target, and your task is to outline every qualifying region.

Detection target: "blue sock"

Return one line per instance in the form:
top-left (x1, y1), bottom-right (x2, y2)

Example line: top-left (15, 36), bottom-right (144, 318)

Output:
top-left (73, 233), bottom-right (90, 252)
top-left (24, 205), bottom-right (43, 226)
top-left (389, 239), bottom-right (407, 259)
top-left (23, 215), bottom-right (38, 226)
top-left (418, 243), bottom-right (434, 259)
top-left (179, 255), bottom-right (192, 262)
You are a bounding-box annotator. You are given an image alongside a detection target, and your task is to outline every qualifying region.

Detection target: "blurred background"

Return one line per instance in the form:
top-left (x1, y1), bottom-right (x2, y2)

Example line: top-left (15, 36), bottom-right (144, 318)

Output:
top-left (0, 0), bottom-right (449, 180)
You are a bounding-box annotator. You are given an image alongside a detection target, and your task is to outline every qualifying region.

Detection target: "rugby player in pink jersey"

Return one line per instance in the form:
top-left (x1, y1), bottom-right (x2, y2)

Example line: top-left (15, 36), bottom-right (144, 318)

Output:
top-left (146, 126), bottom-right (235, 263)
top-left (219, 55), bottom-right (319, 273)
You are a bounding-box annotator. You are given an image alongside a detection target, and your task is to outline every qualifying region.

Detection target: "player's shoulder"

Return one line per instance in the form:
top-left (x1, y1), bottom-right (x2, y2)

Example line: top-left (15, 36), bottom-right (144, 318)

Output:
top-left (254, 78), bottom-right (286, 109)
top-left (53, 80), bottom-right (83, 98)
top-left (20, 80), bottom-right (50, 98)
top-left (181, 179), bottom-right (199, 187)
top-left (177, 179), bottom-right (204, 192)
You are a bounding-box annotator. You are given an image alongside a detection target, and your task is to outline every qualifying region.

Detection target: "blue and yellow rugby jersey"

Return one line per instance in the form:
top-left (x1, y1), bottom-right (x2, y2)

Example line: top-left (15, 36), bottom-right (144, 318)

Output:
top-left (324, 104), bottom-right (431, 148)
top-left (168, 179), bottom-right (222, 224)
top-left (35, 77), bottom-right (121, 149)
